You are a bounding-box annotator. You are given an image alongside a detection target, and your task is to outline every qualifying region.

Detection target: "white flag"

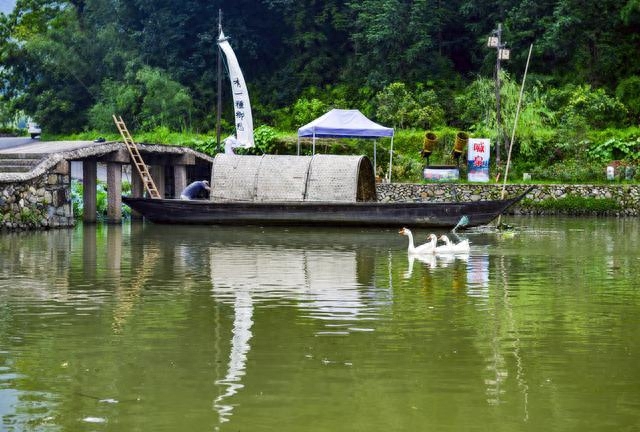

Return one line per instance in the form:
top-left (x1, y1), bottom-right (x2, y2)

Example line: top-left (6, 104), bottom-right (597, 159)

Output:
top-left (218, 30), bottom-right (254, 148)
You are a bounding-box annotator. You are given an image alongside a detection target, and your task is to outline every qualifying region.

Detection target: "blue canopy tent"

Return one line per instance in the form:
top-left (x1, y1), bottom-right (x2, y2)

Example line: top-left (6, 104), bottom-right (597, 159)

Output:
top-left (297, 109), bottom-right (395, 181)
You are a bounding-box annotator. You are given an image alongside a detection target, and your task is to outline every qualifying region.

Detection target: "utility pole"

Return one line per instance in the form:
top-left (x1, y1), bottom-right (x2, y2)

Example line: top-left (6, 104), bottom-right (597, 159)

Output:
top-left (487, 24), bottom-right (510, 166)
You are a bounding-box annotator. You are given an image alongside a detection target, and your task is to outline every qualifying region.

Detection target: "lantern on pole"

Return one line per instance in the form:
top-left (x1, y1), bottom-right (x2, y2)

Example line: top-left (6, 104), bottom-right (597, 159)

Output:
top-left (487, 24), bottom-right (510, 165)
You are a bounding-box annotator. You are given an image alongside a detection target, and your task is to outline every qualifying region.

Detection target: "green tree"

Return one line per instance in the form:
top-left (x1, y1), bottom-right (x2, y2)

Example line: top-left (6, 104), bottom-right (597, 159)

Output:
top-left (136, 67), bottom-right (193, 131)
top-left (616, 76), bottom-right (640, 122)
top-left (374, 82), bottom-right (444, 130)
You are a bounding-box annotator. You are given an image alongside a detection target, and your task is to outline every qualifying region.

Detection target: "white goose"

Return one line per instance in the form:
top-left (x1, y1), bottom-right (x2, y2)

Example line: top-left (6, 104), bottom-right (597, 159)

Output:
top-left (399, 228), bottom-right (437, 255)
top-left (436, 234), bottom-right (471, 254)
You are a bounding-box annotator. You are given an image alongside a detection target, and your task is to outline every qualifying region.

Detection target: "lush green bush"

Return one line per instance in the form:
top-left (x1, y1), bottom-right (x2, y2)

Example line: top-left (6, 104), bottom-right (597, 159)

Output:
top-left (136, 67), bottom-right (194, 131)
top-left (552, 84), bottom-right (628, 129)
top-left (253, 125), bottom-right (278, 154)
top-left (71, 179), bottom-right (84, 216)
top-left (0, 126), bottom-right (19, 135)
top-left (587, 126), bottom-right (640, 163)
top-left (375, 82), bottom-right (445, 130)
top-left (54, 74), bottom-right (640, 185)
top-left (454, 76), bottom-right (496, 133)
top-left (89, 79), bottom-right (139, 131)
top-left (71, 179), bottom-right (131, 219)
top-left (616, 76), bottom-right (640, 122)
top-left (19, 207), bottom-right (42, 225)
top-left (527, 159), bottom-right (604, 183)
top-left (290, 97), bottom-right (327, 127)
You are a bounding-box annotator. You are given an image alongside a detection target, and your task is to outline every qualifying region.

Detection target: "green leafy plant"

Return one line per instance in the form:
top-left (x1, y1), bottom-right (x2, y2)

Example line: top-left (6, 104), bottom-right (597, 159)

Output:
top-left (253, 125), bottom-right (278, 154)
top-left (71, 179), bottom-right (132, 219)
top-left (19, 207), bottom-right (42, 225)
top-left (136, 67), bottom-right (194, 131)
top-left (616, 75), bottom-right (640, 121)
top-left (587, 137), bottom-right (640, 162)
top-left (292, 97), bottom-right (327, 126)
top-left (528, 159), bottom-right (604, 183)
top-left (71, 179), bottom-right (84, 216)
top-left (558, 84), bottom-right (628, 129)
top-left (375, 82), bottom-right (444, 129)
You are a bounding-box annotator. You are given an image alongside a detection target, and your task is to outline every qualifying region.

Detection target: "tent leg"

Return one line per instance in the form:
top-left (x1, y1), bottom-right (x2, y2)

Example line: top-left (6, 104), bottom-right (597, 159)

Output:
top-left (373, 141), bottom-right (377, 180)
top-left (388, 136), bottom-right (394, 183)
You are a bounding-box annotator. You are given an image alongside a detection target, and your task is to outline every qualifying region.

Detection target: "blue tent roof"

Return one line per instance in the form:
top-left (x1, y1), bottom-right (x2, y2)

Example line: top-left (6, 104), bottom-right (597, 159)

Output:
top-left (297, 109), bottom-right (394, 138)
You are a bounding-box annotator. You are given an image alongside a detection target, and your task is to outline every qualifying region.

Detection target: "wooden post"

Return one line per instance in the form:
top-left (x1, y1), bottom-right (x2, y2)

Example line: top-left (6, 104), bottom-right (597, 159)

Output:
top-left (106, 162), bottom-right (122, 224)
top-left (130, 165), bottom-right (144, 219)
top-left (174, 164), bottom-right (187, 198)
top-left (150, 165), bottom-right (165, 198)
top-left (82, 160), bottom-right (97, 224)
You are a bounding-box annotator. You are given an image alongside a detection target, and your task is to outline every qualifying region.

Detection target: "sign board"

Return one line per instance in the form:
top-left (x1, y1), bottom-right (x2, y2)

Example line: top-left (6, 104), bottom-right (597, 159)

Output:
top-left (467, 138), bottom-right (490, 182)
top-left (423, 166), bottom-right (459, 182)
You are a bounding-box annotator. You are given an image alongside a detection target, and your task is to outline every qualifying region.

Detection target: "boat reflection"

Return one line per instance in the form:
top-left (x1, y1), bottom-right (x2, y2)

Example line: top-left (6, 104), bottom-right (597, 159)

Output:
top-left (209, 241), bottom-right (373, 424)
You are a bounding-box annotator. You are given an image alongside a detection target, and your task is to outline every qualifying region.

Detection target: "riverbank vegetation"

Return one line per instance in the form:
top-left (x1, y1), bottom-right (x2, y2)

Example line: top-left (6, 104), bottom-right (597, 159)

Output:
top-left (1, 0), bottom-right (640, 183)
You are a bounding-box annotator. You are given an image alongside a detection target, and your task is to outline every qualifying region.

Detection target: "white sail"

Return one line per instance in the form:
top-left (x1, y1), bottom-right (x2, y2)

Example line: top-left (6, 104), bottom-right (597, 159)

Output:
top-left (218, 30), bottom-right (254, 148)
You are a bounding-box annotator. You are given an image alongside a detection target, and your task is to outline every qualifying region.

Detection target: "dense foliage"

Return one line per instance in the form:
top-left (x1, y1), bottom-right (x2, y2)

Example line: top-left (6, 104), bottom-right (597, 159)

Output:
top-left (2, 0), bottom-right (640, 181)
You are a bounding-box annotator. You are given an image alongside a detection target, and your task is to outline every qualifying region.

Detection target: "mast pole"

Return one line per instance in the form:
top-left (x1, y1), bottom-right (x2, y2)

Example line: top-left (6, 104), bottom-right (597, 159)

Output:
top-left (495, 23), bottom-right (502, 166)
top-left (216, 9), bottom-right (222, 147)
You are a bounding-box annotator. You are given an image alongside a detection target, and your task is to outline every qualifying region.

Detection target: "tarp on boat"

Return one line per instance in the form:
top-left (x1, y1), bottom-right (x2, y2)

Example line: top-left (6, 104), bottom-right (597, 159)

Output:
top-left (210, 154), bottom-right (376, 202)
top-left (296, 109), bottom-right (395, 182)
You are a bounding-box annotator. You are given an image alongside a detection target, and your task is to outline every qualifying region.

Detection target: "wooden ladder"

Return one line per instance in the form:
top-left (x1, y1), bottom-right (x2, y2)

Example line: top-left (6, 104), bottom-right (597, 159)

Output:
top-left (112, 115), bottom-right (161, 199)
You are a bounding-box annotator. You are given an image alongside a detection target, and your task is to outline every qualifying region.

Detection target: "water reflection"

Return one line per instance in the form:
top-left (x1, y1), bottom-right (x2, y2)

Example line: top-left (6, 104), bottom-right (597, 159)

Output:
top-left (213, 290), bottom-right (253, 424)
top-left (404, 252), bottom-right (469, 278)
top-left (209, 240), bottom-right (370, 423)
top-left (2, 218), bottom-right (640, 430)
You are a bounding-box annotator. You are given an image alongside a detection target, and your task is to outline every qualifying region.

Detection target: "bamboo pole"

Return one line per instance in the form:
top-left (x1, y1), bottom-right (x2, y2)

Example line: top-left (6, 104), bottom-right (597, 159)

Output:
top-left (502, 44), bottom-right (533, 196)
top-left (497, 44), bottom-right (533, 226)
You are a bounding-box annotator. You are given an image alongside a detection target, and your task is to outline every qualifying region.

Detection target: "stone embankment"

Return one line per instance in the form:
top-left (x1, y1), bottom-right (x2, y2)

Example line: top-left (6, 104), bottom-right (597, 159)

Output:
top-left (376, 183), bottom-right (640, 216)
top-left (3, 176), bottom-right (640, 231)
top-left (1, 161), bottom-right (74, 231)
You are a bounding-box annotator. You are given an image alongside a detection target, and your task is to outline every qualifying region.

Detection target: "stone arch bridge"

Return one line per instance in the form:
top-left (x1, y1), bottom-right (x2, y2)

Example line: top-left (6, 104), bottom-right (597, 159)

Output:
top-left (0, 139), bottom-right (213, 230)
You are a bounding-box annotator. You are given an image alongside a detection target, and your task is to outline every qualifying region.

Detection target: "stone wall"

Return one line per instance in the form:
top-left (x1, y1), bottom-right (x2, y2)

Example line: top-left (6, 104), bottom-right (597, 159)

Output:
top-left (0, 161), bottom-right (74, 231)
top-left (3, 173), bottom-right (640, 232)
top-left (376, 183), bottom-right (640, 216)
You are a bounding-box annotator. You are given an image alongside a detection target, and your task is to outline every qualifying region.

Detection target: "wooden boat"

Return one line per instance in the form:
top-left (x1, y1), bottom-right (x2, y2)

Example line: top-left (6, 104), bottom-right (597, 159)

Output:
top-left (122, 187), bottom-right (531, 228)
top-left (121, 29), bottom-right (531, 229)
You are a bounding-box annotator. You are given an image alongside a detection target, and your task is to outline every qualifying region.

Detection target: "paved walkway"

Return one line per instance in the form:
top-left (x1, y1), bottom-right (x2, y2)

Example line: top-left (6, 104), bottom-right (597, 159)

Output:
top-left (0, 138), bottom-right (97, 154)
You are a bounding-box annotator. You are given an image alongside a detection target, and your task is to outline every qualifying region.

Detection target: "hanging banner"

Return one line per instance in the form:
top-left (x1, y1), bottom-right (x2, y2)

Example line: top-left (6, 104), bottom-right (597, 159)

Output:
top-left (467, 138), bottom-right (490, 182)
top-left (218, 31), bottom-right (254, 148)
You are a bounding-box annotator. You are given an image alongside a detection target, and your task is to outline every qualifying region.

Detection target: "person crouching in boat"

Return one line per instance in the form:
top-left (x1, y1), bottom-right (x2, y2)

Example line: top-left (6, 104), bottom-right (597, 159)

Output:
top-left (180, 180), bottom-right (211, 200)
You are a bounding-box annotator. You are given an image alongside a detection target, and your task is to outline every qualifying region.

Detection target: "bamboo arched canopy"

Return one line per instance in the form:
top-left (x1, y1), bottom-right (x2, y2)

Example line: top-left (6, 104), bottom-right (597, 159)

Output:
top-left (210, 154), bottom-right (377, 202)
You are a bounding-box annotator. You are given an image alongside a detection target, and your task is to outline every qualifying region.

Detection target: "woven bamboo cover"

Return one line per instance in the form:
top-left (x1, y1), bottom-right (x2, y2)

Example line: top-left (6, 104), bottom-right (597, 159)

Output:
top-left (210, 154), bottom-right (262, 201)
top-left (255, 155), bottom-right (312, 201)
top-left (209, 153), bottom-right (375, 202)
top-left (305, 155), bottom-right (360, 202)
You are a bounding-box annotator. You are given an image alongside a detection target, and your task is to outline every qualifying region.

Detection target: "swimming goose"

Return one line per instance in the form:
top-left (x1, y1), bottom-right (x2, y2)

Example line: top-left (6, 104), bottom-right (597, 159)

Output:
top-left (437, 234), bottom-right (471, 254)
top-left (399, 228), bottom-right (437, 254)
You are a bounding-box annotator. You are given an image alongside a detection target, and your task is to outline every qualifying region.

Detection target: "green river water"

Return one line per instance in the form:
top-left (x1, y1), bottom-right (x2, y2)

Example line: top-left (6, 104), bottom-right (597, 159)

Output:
top-left (1, 216), bottom-right (639, 431)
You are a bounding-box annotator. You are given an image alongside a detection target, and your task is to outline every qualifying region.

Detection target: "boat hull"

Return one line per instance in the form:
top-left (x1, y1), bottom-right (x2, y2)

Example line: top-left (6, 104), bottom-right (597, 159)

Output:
top-left (122, 188), bottom-right (531, 228)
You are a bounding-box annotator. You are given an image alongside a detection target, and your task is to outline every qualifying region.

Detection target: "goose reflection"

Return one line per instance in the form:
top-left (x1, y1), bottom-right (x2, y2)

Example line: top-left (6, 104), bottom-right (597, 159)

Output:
top-left (210, 245), bottom-right (366, 423)
top-left (404, 252), bottom-right (469, 278)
